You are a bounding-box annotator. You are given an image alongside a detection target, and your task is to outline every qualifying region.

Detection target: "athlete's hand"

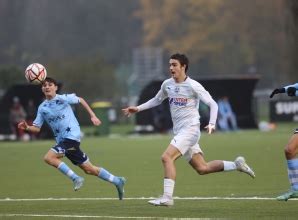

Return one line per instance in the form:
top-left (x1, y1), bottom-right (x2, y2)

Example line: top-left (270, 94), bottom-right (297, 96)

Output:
top-left (270, 88), bottom-right (285, 98)
top-left (17, 120), bottom-right (28, 130)
top-left (122, 106), bottom-right (138, 117)
top-left (91, 116), bottom-right (101, 126)
top-left (287, 87), bottom-right (297, 97)
top-left (205, 123), bottom-right (216, 134)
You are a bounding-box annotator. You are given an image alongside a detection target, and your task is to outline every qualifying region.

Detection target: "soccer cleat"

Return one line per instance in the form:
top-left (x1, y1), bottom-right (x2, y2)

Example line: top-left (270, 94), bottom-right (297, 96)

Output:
top-left (115, 177), bottom-right (126, 200)
top-left (235, 156), bottom-right (255, 178)
top-left (73, 177), bottom-right (84, 191)
top-left (276, 190), bottom-right (298, 201)
top-left (148, 195), bottom-right (174, 206)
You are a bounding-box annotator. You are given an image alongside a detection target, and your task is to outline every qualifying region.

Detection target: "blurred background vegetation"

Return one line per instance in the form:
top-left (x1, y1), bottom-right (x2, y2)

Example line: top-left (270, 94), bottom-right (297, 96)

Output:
top-left (0, 0), bottom-right (298, 128)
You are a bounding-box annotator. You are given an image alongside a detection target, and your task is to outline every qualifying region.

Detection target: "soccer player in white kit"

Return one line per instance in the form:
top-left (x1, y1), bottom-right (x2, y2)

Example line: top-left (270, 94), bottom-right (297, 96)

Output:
top-left (122, 53), bottom-right (255, 206)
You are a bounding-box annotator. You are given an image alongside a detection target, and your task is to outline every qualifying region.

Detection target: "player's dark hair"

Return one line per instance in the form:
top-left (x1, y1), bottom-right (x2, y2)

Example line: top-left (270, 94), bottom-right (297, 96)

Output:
top-left (170, 53), bottom-right (189, 72)
top-left (42, 77), bottom-right (57, 86)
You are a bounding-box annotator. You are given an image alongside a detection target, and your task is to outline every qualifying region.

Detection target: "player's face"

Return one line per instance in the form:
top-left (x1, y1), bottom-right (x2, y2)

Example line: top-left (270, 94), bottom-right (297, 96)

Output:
top-left (41, 81), bottom-right (58, 99)
top-left (169, 59), bottom-right (186, 82)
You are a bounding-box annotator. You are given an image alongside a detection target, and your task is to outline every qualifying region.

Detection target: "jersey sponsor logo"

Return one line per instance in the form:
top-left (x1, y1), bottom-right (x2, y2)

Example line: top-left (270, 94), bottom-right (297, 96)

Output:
top-left (48, 114), bottom-right (66, 123)
top-left (169, 97), bottom-right (188, 106)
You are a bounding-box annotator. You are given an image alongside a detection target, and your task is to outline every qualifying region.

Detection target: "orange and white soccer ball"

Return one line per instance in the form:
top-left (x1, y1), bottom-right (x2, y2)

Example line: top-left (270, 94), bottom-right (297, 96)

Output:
top-left (25, 63), bottom-right (47, 84)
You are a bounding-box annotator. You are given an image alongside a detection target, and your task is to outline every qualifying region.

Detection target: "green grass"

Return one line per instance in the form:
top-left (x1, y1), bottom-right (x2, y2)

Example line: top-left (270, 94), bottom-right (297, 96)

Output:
top-left (0, 123), bottom-right (297, 219)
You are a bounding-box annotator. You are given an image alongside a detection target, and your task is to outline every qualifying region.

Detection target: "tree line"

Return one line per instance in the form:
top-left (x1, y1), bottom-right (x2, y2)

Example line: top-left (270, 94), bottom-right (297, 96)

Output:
top-left (0, 0), bottom-right (296, 101)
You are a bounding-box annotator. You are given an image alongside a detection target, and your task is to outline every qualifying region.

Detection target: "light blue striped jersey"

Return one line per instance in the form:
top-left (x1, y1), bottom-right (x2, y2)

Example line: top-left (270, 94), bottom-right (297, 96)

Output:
top-left (285, 83), bottom-right (298, 96)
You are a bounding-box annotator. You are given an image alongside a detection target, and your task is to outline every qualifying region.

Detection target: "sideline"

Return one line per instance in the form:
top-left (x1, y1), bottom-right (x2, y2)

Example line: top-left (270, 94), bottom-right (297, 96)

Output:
top-left (1, 196), bottom-right (297, 201)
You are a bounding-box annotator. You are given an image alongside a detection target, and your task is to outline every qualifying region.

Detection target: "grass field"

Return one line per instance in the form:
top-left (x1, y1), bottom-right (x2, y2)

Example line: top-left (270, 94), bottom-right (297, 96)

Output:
top-left (0, 123), bottom-right (298, 219)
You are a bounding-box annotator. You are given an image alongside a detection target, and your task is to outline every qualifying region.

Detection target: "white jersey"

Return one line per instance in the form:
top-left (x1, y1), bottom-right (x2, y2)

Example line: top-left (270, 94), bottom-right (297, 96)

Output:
top-left (138, 77), bottom-right (218, 134)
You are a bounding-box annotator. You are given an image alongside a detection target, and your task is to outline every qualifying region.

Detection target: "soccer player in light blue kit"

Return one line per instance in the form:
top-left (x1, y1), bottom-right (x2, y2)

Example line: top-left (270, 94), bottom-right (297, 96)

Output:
top-left (18, 77), bottom-right (126, 199)
top-left (270, 83), bottom-right (298, 201)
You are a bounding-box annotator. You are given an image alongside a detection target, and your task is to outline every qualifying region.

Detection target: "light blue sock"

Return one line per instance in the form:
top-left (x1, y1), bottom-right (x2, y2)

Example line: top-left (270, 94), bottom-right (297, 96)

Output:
top-left (58, 162), bottom-right (79, 181)
top-left (98, 168), bottom-right (120, 185)
top-left (287, 159), bottom-right (298, 191)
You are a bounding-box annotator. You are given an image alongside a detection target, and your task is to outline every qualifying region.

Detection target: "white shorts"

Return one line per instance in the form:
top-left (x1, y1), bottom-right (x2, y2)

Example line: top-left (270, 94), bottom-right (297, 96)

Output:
top-left (170, 125), bottom-right (203, 162)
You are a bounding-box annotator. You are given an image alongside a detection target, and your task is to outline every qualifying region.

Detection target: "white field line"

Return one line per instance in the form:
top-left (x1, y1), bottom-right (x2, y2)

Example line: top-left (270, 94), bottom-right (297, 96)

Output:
top-left (0, 214), bottom-right (158, 219)
top-left (0, 214), bottom-right (225, 219)
top-left (0, 196), bottom-right (297, 201)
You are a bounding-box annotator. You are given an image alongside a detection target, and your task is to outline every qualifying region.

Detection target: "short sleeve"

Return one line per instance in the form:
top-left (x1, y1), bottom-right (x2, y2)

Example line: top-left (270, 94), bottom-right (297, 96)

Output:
top-left (60, 93), bottom-right (80, 105)
top-left (32, 106), bottom-right (44, 128)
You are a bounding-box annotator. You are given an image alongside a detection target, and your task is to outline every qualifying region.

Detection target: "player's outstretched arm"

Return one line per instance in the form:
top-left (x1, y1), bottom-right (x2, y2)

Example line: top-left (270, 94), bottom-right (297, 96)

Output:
top-left (270, 88), bottom-right (285, 98)
top-left (122, 106), bottom-right (138, 117)
top-left (270, 83), bottom-right (298, 98)
top-left (79, 97), bottom-right (101, 126)
top-left (18, 120), bottom-right (40, 133)
top-left (122, 94), bottom-right (164, 117)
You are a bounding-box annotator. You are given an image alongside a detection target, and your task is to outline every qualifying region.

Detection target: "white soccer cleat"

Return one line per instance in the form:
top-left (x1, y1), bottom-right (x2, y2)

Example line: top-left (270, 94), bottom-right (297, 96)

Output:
top-left (148, 195), bottom-right (174, 206)
top-left (235, 156), bottom-right (255, 178)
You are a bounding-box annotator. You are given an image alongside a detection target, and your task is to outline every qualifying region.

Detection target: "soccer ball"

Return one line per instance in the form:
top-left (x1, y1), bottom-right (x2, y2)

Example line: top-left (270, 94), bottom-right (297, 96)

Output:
top-left (25, 63), bottom-right (47, 84)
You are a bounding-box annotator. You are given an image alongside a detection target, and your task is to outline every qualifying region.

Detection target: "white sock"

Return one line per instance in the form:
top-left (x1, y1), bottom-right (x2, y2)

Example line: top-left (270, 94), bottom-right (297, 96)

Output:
top-left (163, 178), bottom-right (175, 198)
top-left (223, 161), bottom-right (237, 171)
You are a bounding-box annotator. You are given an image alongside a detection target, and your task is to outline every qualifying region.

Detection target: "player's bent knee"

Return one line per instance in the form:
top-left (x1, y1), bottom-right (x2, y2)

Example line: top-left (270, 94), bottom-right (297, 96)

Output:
top-left (161, 154), bottom-right (171, 164)
top-left (195, 166), bottom-right (209, 175)
top-left (43, 155), bottom-right (52, 164)
top-left (43, 155), bottom-right (59, 167)
top-left (43, 156), bottom-right (49, 164)
top-left (196, 170), bottom-right (208, 175)
top-left (285, 146), bottom-right (297, 159)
